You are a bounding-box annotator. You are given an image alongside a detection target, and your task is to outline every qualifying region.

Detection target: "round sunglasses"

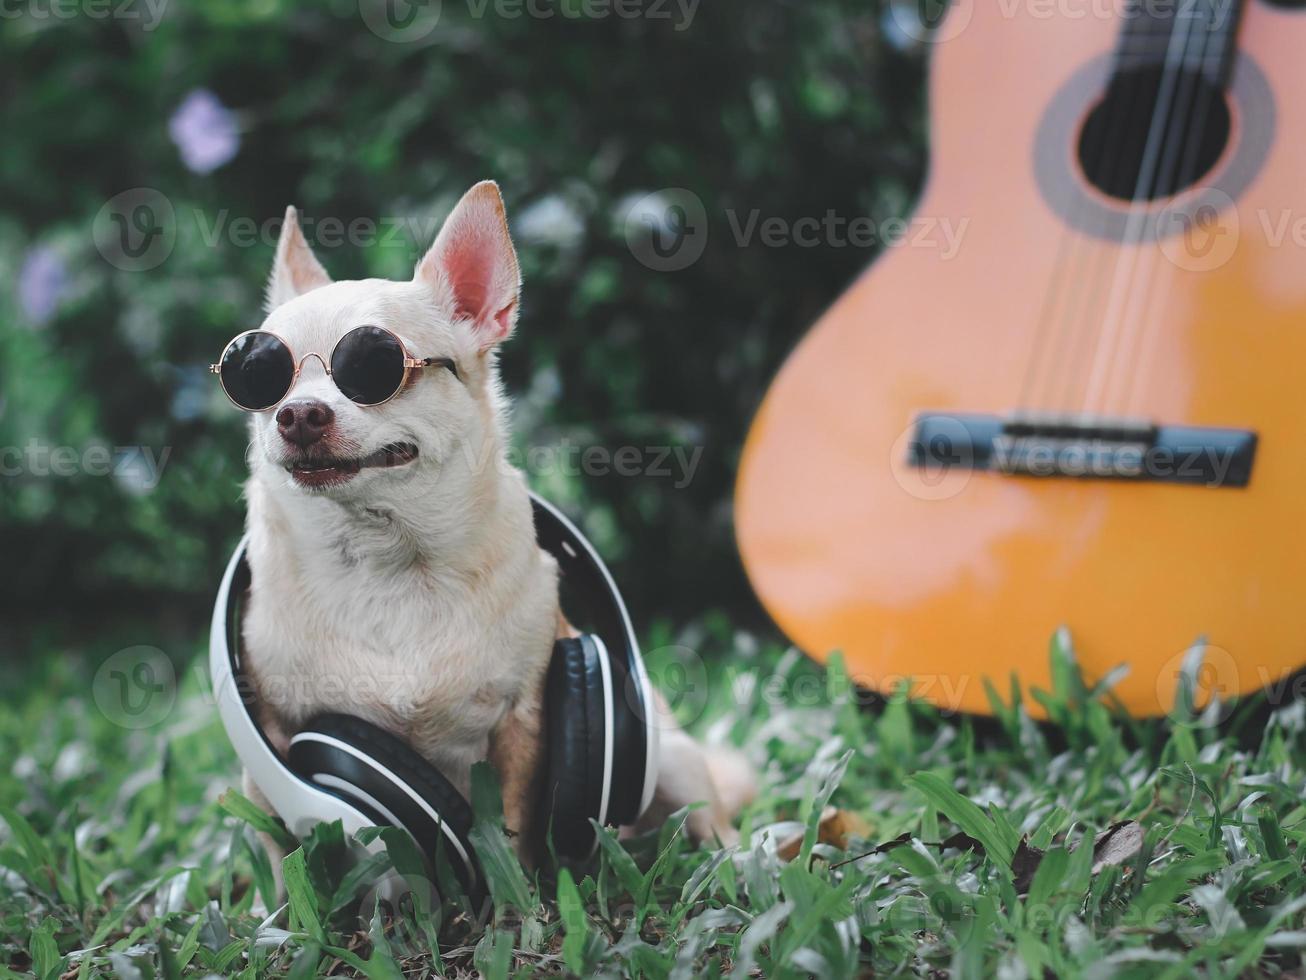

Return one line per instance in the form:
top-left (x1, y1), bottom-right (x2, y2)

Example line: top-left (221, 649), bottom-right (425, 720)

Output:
top-left (210, 325), bottom-right (460, 412)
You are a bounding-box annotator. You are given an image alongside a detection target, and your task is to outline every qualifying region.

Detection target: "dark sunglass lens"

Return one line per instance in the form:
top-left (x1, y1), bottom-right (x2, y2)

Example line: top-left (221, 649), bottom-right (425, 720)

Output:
top-left (331, 326), bottom-right (407, 405)
top-left (220, 332), bottom-right (295, 410)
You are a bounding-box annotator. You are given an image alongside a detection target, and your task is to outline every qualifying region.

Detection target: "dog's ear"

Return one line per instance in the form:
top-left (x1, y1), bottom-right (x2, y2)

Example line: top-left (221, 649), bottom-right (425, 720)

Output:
top-left (266, 206), bottom-right (332, 311)
top-left (415, 181), bottom-right (521, 350)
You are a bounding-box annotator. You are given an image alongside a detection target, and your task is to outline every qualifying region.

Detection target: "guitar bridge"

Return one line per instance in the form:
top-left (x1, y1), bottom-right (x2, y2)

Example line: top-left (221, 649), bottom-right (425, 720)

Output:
top-left (908, 412), bottom-right (1256, 488)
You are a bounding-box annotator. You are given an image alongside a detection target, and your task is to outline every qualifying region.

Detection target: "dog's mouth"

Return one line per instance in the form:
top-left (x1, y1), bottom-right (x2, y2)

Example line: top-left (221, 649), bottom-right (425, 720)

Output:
top-left (286, 442), bottom-right (419, 489)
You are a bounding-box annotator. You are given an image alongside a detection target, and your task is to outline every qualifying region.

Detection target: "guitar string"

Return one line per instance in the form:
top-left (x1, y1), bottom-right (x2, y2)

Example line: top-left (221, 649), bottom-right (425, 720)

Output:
top-left (1122, 11), bottom-right (1233, 417)
top-left (1015, 160), bottom-right (1091, 413)
top-left (1077, 5), bottom-right (1203, 418)
top-left (1039, 10), bottom-right (1185, 418)
top-left (1094, 3), bottom-right (1219, 415)
top-left (1011, 30), bottom-right (1139, 416)
top-left (1077, 7), bottom-right (1202, 416)
top-left (1018, 2), bottom-right (1160, 417)
top-left (1034, 10), bottom-right (1177, 418)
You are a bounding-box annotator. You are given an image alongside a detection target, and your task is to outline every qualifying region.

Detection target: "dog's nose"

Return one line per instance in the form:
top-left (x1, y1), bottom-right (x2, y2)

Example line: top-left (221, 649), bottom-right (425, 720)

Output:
top-left (276, 399), bottom-right (335, 448)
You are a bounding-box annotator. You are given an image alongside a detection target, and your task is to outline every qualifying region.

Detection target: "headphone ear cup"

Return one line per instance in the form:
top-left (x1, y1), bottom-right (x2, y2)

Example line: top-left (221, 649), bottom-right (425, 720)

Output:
top-left (543, 636), bottom-right (610, 859)
top-left (287, 714), bottom-right (480, 895)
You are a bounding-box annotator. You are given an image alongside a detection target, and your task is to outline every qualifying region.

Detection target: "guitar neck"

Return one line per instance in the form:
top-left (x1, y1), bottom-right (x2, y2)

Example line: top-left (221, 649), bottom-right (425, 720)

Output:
top-left (1114, 0), bottom-right (1245, 87)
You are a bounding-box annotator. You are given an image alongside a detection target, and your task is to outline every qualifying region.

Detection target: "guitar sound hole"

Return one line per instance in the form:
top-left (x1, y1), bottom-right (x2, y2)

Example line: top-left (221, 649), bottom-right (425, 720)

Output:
top-left (1077, 66), bottom-right (1231, 202)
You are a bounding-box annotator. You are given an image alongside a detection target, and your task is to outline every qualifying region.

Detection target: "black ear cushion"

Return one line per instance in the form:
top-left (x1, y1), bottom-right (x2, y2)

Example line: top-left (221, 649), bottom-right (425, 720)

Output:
top-left (544, 636), bottom-right (609, 859)
top-left (287, 714), bottom-right (478, 891)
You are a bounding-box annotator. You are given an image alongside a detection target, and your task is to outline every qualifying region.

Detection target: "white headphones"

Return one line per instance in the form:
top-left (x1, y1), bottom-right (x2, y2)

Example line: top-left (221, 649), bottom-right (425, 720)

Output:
top-left (210, 494), bottom-right (659, 895)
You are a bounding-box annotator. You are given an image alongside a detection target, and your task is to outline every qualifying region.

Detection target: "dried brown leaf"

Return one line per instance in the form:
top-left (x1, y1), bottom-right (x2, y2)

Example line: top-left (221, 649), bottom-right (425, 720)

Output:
top-left (1089, 820), bottom-right (1144, 874)
top-left (776, 807), bottom-right (874, 862)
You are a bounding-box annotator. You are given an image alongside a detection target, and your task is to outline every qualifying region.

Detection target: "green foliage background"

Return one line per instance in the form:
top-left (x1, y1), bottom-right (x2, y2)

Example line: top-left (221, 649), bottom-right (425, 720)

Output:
top-left (0, 0), bottom-right (926, 656)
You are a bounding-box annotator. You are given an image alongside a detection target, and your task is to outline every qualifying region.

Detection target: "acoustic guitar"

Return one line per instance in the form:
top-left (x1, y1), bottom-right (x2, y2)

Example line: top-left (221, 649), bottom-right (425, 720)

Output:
top-left (735, 0), bottom-right (1306, 717)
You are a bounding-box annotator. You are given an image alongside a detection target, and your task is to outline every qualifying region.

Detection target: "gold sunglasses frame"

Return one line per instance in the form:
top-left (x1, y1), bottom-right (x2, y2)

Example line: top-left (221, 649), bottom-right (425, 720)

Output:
top-left (210, 326), bottom-right (460, 412)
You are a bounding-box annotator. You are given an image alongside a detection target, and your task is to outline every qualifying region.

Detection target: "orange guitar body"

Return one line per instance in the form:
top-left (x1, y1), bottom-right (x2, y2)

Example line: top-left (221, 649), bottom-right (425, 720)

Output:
top-left (735, 2), bottom-right (1306, 717)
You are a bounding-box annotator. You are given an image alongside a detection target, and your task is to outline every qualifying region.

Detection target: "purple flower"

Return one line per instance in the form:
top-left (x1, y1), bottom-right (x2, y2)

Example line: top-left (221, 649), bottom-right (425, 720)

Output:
top-left (169, 89), bottom-right (240, 175)
top-left (18, 246), bottom-right (67, 325)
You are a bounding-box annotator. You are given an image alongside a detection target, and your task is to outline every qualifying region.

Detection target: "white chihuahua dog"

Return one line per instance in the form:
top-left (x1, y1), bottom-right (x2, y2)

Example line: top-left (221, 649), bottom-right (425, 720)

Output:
top-left (237, 181), bottom-right (754, 888)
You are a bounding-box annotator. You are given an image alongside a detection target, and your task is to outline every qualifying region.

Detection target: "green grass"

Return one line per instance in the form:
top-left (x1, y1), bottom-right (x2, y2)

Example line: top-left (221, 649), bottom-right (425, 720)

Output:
top-left (2, 627), bottom-right (1306, 978)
